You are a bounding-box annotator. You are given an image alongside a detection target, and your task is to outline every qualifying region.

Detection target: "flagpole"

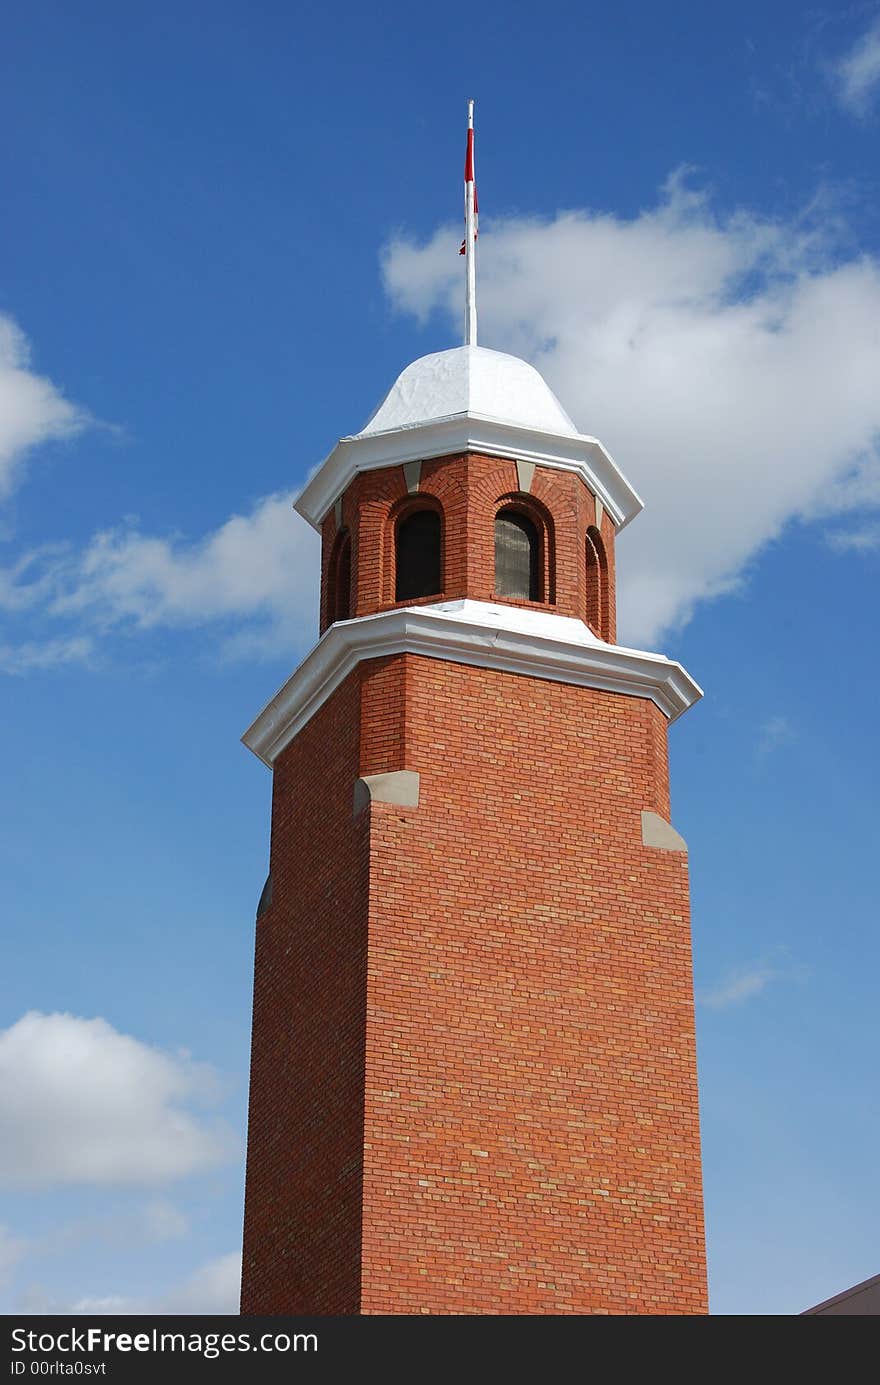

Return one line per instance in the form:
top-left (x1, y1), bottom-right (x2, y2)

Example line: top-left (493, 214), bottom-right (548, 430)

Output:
top-left (464, 98), bottom-right (477, 347)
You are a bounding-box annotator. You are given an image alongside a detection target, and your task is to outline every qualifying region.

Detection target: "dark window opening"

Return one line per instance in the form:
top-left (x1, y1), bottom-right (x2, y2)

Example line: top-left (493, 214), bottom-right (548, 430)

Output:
top-left (328, 531), bottom-right (351, 624)
top-left (495, 508), bottom-right (540, 601)
top-left (334, 535), bottom-right (351, 621)
top-left (396, 509), bottom-right (442, 602)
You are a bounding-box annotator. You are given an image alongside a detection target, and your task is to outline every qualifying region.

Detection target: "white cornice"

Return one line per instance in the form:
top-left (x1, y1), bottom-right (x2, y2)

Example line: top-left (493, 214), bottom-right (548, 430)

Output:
top-left (242, 600), bottom-right (702, 769)
top-left (293, 413), bottom-right (644, 534)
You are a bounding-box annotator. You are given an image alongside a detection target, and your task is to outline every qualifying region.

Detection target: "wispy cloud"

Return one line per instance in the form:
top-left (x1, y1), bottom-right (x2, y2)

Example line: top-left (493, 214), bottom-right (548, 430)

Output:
top-left (141, 1199), bottom-right (190, 1244)
top-left (0, 493), bottom-right (320, 672)
top-left (0, 315), bottom-right (89, 502)
top-left (74, 1251), bottom-right (241, 1315)
top-left (826, 521), bottom-right (880, 552)
top-left (19, 1251), bottom-right (242, 1316)
top-left (698, 950), bottom-right (805, 1010)
top-left (0, 635), bottom-right (95, 676)
top-left (831, 18), bottom-right (880, 115)
top-left (0, 1226), bottom-right (27, 1290)
top-left (756, 714), bottom-right (796, 760)
top-left (0, 1199), bottom-right (191, 1304)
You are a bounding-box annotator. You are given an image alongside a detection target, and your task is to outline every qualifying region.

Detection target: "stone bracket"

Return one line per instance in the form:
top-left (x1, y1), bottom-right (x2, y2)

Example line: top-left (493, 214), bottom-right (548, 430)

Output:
top-left (402, 461), bottom-right (422, 494)
top-left (354, 770), bottom-right (421, 817)
top-left (516, 459), bottom-right (535, 494)
top-left (641, 810), bottom-right (687, 852)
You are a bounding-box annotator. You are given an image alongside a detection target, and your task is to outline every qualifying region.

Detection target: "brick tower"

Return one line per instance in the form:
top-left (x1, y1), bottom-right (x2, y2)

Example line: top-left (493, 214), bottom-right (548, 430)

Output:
top-left (240, 99), bottom-right (704, 1319)
top-left (239, 336), bottom-right (708, 1314)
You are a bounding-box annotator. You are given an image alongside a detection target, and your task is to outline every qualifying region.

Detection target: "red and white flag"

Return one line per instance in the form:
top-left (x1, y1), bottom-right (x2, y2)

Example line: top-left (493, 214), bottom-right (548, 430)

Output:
top-left (459, 108), bottom-right (478, 255)
top-left (461, 100), bottom-right (478, 346)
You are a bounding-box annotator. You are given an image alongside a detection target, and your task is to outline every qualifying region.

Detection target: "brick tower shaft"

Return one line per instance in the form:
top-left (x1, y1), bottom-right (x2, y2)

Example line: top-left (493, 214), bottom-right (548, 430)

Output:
top-left (240, 348), bottom-right (707, 1315)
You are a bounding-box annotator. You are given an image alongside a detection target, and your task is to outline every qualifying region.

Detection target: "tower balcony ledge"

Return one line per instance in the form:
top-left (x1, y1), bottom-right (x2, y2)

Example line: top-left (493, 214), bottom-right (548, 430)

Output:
top-left (242, 598), bottom-right (702, 769)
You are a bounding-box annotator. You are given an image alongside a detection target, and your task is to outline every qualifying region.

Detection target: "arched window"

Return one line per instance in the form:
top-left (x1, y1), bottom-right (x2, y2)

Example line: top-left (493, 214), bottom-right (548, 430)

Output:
top-left (328, 530), bottom-right (352, 623)
top-left (495, 508), bottom-right (540, 601)
top-left (585, 525), bottom-right (608, 638)
top-left (395, 508), bottom-right (442, 602)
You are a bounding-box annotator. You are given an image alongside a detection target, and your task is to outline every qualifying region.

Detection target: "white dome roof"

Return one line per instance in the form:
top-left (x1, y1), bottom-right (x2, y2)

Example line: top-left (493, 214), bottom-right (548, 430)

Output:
top-left (294, 343), bottom-right (644, 535)
top-left (359, 345), bottom-right (578, 439)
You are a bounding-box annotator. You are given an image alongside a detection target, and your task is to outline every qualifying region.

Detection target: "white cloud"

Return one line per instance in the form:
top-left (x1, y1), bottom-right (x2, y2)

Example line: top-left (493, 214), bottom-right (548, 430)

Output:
top-left (7, 175), bottom-right (880, 668)
top-left (699, 967), bottom-right (778, 1009)
top-left (0, 315), bottom-right (88, 501)
top-left (698, 951), bottom-right (804, 1009)
top-left (0, 635), bottom-right (94, 675)
top-left (383, 175), bottom-right (880, 647)
top-left (832, 19), bottom-right (880, 115)
top-left (158, 1251), bottom-right (241, 1314)
top-left (40, 1201), bottom-right (191, 1258)
top-left (0, 1226), bottom-right (27, 1289)
top-left (51, 494), bottom-right (316, 632)
top-left (0, 1012), bottom-right (234, 1189)
top-left (827, 521), bottom-right (880, 552)
top-left (0, 1202), bottom-right (197, 1309)
top-left (69, 1252), bottom-right (242, 1316)
top-left (0, 318), bottom-right (318, 670)
top-left (1, 491), bottom-right (320, 665)
top-left (141, 1199), bottom-right (190, 1244)
top-left (65, 1293), bottom-right (130, 1314)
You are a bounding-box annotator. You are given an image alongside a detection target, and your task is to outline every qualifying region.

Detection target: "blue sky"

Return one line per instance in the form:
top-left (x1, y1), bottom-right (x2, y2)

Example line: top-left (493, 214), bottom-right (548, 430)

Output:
top-left (1, 0), bottom-right (879, 1315)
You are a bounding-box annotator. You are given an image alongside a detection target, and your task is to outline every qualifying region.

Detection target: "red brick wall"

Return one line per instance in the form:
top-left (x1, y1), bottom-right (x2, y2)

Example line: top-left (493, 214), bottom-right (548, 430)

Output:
top-left (241, 652), bottom-right (707, 1315)
top-left (240, 672), bottom-right (370, 1314)
top-left (318, 454), bottom-right (617, 642)
top-left (360, 656), bottom-right (705, 1314)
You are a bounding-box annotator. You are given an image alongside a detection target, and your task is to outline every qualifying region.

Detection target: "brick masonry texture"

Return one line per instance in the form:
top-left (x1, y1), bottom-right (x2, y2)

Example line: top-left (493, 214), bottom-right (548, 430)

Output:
top-left (241, 651), bottom-right (708, 1315)
top-left (240, 672), bottom-right (370, 1314)
top-left (319, 453), bottom-right (617, 642)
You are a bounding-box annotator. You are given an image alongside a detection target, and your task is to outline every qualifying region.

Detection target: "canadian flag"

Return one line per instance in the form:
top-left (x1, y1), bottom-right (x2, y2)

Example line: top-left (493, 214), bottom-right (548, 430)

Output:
top-left (459, 115), bottom-right (478, 255)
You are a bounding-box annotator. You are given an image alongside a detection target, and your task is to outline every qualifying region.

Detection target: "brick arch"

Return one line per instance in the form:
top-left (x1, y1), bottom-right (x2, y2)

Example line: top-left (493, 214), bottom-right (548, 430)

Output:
top-left (384, 493), bottom-right (446, 606)
top-left (332, 452), bottom-right (615, 623)
top-left (585, 524), bottom-right (609, 640)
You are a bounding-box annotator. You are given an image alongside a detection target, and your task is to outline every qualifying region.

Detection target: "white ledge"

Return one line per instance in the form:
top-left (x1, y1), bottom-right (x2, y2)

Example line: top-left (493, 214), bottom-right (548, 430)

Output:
top-left (242, 600), bottom-right (703, 769)
top-left (294, 414), bottom-right (644, 534)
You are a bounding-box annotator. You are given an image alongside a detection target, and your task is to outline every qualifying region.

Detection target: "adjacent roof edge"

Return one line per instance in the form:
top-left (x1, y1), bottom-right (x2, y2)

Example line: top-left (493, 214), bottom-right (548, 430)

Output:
top-left (801, 1271), bottom-right (880, 1315)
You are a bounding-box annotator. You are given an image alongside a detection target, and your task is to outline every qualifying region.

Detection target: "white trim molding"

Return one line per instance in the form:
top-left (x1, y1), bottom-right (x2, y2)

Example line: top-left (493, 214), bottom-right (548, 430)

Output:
top-left (242, 600), bottom-right (702, 768)
top-left (294, 414), bottom-right (644, 534)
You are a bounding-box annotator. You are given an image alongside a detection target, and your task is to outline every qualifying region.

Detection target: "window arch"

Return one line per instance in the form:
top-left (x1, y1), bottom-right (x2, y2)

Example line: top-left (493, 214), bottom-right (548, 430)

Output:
top-left (585, 525), bottom-right (608, 639)
top-left (395, 507), bottom-right (442, 602)
top-left (328, 529), bottom-right (352, 623)
top-left (495, 507), bottom-right (540, 602)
